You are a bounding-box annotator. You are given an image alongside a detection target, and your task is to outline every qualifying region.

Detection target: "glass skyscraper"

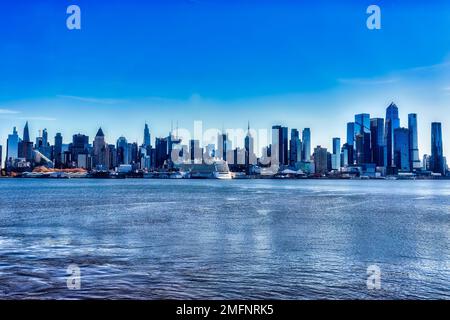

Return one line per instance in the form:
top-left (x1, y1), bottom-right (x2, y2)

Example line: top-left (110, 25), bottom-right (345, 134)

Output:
top-left (289, 128), bottom-right (301, 166)
top-left (332, 137), bottom-right (341, 170)
top-left (271, 125), bottom-right (289, 166)
top-left (394, 128), bottom-right (410, 172)
top-left (385, 103), bottom-right (400, 172)
top-left (370, 118), bottom-right (385, 167)
top-left (301, 128), bottom-right (311, 162)
top-left (143, 123), bottom-right (151, 148)
top-left (354, 113), bottom-right (371, 165)
top-left (408, 113), bottom-right (421, 170)
top-left (6, 127), bottom-right (19, 161)
top-left (430, 122), bottom-right (444, 174)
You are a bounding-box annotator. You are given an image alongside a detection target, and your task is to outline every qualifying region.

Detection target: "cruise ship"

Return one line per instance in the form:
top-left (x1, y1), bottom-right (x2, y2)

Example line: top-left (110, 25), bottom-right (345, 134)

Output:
top-left (178, 160), bottom-right (232, 179)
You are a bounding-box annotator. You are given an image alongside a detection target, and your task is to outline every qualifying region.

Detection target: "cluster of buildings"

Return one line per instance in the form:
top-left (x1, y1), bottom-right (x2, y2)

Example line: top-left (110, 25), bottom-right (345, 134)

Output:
top-left (0, 102), bottom-right (447, 178)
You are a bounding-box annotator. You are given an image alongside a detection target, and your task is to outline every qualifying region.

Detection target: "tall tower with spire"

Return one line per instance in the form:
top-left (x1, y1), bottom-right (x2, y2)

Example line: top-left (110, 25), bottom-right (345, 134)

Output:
top-left (23, 121), bottom-right (30, 142)
top-left (245, 121), bottom-right (255, 170)
top-left (18, 121), bottom-right (33, 161)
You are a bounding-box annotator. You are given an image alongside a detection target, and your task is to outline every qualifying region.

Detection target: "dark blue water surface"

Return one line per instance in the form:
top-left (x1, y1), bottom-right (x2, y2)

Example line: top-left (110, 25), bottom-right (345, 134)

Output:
top-left (0, 179), bottom-right (449, 299)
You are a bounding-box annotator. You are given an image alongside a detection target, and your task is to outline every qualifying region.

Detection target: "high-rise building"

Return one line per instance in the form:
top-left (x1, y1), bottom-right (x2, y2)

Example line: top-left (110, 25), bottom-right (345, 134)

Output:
top-left (430, 122), bottom-right (444, 174)
top-left (331, 137), bottom-right (341, 170)
top-left (289, 128), bottom-right (302, 166)
top-left (92, 128), bottom-right (109, 170)
top-left (189, 139), bottom-right (201, 163)
top-left (301, 128), bottom-right (311, 162)
top-left (345, 122), bottom-right (355, 165)
top-left (0, 145), bottom-right (2, 169)
top-left (354, 113), bottom-right (371, 164)
top-left (155, 137), bottom-right (169, 168)
top-left (408, 113), bottom-right (421, 170)
top-left (394, 127), bottom-right (410, 172)
top-left (18, 122), bottom-right (33, 161)
top-left (271, 125), bottom-right (288, 166)
top-left (217, 132), bottom-right (231, 162)
top-left (6, 127), bottom-right (19, 161)
top-left (108, 144), bottom-right (118, 169)
top-left (143, 123), bottom-right (151, 147)
top-left (245, 122), bottom-right (256, 168)
top-left (385, 102), bottom-right (400, 171)
top-left (313, 145), bottom-right (328, 175)
top-left (54, 133), bottom-right (63, 168)
top-left (370, 118), bottom-right (385, 167)
top-left (116, 136), bottom-right (129, 165)
top-left (71, 134), bottom-right (89, 167)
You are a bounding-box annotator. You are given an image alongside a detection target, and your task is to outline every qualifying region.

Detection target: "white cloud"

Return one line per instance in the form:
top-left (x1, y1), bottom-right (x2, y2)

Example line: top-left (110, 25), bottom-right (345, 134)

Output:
top-left (0, 109), bottom-right (20, 114)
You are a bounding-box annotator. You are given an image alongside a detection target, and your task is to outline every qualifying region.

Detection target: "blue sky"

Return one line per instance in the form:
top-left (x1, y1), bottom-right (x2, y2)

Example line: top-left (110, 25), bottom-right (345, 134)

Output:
top-left (0, 0), bottom-right (449, 160)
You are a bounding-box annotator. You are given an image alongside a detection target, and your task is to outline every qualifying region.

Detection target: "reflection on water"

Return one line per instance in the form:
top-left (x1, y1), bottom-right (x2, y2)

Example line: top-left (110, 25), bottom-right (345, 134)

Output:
top-left (0, 179), bottom-right (449, 299)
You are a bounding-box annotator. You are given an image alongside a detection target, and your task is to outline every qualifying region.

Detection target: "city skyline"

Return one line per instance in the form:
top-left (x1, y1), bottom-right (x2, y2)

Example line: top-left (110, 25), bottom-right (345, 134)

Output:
top-left (1, 101), bottom-right (447, 178)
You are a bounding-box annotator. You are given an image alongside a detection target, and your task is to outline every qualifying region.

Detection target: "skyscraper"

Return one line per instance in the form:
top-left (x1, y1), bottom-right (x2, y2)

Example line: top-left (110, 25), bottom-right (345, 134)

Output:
top-left (370, 118), bottom-right (385, 167)
top-left (54, 133), bottom-right (63, 168)
top-left (189, 139), bottom-right (201, 163)
top-left (23, 121), bottom-right (30, 143)
top-left (346, 122), bottom-right (355, 165)
top-left (408, 113), bottom-right (421, 170)
top-left (0, 145), bottom-right (2, 169)
top-left (430, 122), bottom-right (444, 174)
top-left (143, 123), bottom-right (151, 147)
top-left (116, 136), bottom-right (129, 165)
top-left (245, 122), bottom-right (256, 169)
top-left (6, 127), bottom-right (19, 161)
top-left (385, 102), bottom-right (400, 172)
top-left (289, 128), bottom-right (302, 166)
top-left (18, 122), bottom-right (33, 161)
top-left (155, 137), bottom-right (169, 168)
top-left (394, 128), bottom-right (410, 172)
top-left (313, 145), bottom-right (328, 175)
top-left (93, 128), bottom-right (110, 169)
top-left (272, 125), bottom-right (288, 166)
top-left (331, 137), bottom-right (340, 170)
top-left (71, 133), bottom-right (89, 167)
top-left (354, 113), bottom-right (371, 165)
top-left (301, 128), bottom-right (311, 162)
top-left (217, 132), bottom-right (231, 162)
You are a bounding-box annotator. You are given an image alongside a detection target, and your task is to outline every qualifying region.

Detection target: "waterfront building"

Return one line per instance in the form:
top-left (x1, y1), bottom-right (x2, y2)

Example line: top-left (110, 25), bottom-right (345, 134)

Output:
top-left (354, 113), bottom-right (371, 165)
top-left (313, 145), bottom-right (328, 175)
top-left (0, 145), bottom-right (2, 169)
top-left (6, 127), bottom-right (19, 161)
top-left (302, 128), bottom-right (311, 162)
top-left (116, 136), bottom-right (129, 165)
top-left (189, 139), bottom-right (201, 163)
top-left (71, 134), bottom-right (89, 167)
top-left (109, 144), bottom-right (118, 169)
top-left (331, 137), bottom-right (340, 170)
top-left (370, 118), bottom-right (385, 167)
top-left (430, 122), bottom-right (445, 174)
top-left (289, 128), bottom-right (302, 166)
top-left (408, 113), bottom-right (421, 170)
top-left (385, 102), bottom-right (400, 172)
top-left (245, 122), bottom-right (256, 169)
top-left (54, 133), bottom-right (63, 168)
top-left (92, 128), bottom-right (110, 170)
top-left (272, 125), bottom-right (289, 166)
top-left (18, 122), bottom-right (33, 162)
top-left (394, 127), bottom-right (410, 172)
top-left (155, 137), bottom-right (169, 168)
top-left (217, 132), bottom-right (232, 162)
top-left (346, 122), bottom-right (355, 165)
top-left (143, 123), bottom-right (151, 148)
